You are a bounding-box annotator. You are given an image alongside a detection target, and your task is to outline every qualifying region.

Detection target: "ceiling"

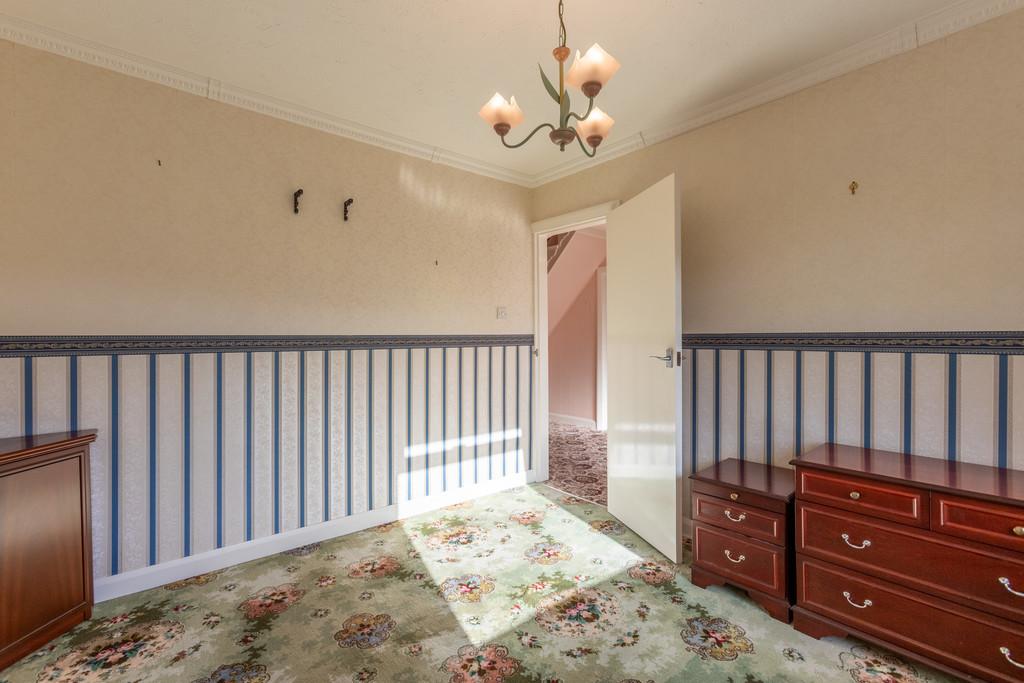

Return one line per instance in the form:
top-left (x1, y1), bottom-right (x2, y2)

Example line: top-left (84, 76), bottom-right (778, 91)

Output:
top-left (0, 1), bottom-right (993, 186)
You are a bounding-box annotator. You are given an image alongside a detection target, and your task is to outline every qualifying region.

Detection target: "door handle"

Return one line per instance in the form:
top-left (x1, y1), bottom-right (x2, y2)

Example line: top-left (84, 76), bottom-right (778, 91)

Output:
top-left (649, 347), bottom-right (673, 368)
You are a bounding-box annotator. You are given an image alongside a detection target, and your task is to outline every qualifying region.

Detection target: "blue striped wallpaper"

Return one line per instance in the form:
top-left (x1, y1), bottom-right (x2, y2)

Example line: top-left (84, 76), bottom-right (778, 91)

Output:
top-left (0, 337), bottom-right (535, 580)
top-left (681, 335), bottom-right (1024, 530)
top-left (683, 346), bottom-right (1024, 474)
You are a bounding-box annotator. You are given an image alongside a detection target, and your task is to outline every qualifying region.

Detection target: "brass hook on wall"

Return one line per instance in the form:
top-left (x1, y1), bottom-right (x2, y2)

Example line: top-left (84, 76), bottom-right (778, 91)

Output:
top-left (849, 181), bottom-right (859, 195)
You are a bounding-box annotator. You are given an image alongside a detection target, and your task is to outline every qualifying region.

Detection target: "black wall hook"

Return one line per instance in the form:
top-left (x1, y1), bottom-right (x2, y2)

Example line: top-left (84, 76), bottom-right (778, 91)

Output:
top-left (344, 198), bottom-right (354, 221)
top-left (293, 189), bottom-right (304, 214)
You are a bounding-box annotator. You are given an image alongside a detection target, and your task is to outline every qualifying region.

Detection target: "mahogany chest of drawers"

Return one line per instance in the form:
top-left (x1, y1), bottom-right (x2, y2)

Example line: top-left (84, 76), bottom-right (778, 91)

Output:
top-left (793, 443), bottom-right (1024, 683)
top-left (689, 458), bottom-right (795, 622)
top-left (0, 431), bottom-right (96, 671)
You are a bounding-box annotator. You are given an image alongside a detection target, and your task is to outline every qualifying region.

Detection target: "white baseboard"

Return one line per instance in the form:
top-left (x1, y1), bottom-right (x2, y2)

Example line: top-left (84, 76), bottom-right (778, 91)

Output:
top-left (94, 471), bottom-right (536, 602)
top-left (549, 413), bottom-right (597, 429)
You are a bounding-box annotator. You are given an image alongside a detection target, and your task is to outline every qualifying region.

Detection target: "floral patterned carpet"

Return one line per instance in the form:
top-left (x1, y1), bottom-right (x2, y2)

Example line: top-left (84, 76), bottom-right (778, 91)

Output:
top-left (548, 422), bottom-right (608, 504)
top-left (2, 484), bottom-right (956, 683)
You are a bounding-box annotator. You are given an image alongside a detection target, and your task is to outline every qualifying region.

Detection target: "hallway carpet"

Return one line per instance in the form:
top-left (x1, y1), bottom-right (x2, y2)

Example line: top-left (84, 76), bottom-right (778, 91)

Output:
top-left (1, 485), bottom-right (954, 683)
top-left (548, 421), bottom-right (608, 504)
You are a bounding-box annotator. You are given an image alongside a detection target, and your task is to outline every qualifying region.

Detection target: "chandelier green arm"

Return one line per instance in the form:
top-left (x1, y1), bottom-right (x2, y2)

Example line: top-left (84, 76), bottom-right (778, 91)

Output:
top-left (501, 122), bottom-right (556, 149)
top-left (574, 130), bottom-right (597, 158)
top-left (566, 97), bottom-right (595, 125)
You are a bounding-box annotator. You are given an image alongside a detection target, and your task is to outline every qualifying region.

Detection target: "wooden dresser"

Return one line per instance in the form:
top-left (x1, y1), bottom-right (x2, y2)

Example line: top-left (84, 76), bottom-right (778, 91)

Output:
top-left (0, 431), bottom-right (96, 671)
top-left (689, 458), bottom-right (795, 622)
top-left (793, 443), bottom-right (1024, 683)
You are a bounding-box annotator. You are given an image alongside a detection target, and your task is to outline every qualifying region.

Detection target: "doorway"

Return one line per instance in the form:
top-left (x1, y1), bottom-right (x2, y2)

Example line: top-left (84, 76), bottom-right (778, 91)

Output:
top-left (545, 226), bottom-right (608, 503)
top-left (532, 178), bottom-right (682, 563)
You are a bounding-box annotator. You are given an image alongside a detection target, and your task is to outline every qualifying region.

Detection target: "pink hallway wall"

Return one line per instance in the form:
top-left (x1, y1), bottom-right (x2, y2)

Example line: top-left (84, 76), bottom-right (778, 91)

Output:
top-left (548, 231), bottom-right (605, 423)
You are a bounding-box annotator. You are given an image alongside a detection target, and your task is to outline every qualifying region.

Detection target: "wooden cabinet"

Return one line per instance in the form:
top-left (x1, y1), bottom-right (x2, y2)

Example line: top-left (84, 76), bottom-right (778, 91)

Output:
top-left (0, 431), bottom-right (96, 671)
top-left (793, 443), bottom-right (1024, 683)
top-left (689, 458), bottom-right (795, 622)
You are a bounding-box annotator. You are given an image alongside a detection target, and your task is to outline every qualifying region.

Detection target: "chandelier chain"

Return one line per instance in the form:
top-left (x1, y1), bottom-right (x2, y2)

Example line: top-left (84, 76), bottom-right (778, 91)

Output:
top-left (558, 0), bottom-right (566, 48)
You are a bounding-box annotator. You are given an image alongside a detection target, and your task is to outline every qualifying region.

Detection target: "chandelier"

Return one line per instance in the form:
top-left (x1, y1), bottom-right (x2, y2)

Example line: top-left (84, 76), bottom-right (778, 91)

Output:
top-left (478, 0), bottom-right (619, 157)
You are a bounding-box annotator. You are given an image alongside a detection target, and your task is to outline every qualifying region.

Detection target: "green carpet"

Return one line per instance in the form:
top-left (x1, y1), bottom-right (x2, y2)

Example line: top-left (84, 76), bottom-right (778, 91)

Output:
top-left (3, 484), bottom-right (955, 682)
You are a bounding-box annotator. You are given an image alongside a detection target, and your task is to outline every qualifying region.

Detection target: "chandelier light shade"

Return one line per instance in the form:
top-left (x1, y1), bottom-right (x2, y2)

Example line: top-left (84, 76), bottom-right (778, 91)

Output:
top-left (575, 107), bottom-right (615, 148)
top-left (478, 93), bottom-right (525, 129)
top-left (478, 0), bottom-right (618, 158)
top-left (565, 44), bottom-right (620, 96)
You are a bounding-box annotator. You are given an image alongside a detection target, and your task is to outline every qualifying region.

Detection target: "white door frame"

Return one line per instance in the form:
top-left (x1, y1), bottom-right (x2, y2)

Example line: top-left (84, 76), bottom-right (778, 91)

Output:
top-left (596, 266), bottom-right (608, 432)
top-left (531, 201), bottom-right (619, 483)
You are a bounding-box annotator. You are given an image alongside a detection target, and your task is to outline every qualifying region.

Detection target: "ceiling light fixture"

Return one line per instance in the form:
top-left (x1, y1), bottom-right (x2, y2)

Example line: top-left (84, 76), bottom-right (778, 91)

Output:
top-left (478, 0), bottom-right (619, 158)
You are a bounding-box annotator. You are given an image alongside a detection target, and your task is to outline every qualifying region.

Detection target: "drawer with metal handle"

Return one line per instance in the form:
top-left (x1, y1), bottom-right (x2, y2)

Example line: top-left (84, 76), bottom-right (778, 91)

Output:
top-left (797, 501), bottom-right (1024, 625)
top-left (932, 493), bottom-right (1024, 554)
top-left (692, 522), bottom-right (786, 598)
top-left (796, 468), bottom-right (927, 527)
top-left (692, 492), bottom-right (787, 546)
top-left (797, 556), bottom-right (1024, 683)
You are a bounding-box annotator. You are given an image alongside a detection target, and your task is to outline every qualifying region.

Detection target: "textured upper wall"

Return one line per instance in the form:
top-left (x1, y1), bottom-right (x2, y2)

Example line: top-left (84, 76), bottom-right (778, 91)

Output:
top-left (531, 9), bottom-right (1024, 334)
top-left (0, 39), bottom-right (533, 335)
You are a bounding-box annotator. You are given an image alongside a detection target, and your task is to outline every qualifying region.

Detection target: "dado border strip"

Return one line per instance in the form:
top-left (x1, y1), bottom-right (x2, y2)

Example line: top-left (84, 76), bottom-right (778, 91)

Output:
top-left (681, 332), bottom-right (1024, 355)
top-left (0, 334), bottom-right (535, 358)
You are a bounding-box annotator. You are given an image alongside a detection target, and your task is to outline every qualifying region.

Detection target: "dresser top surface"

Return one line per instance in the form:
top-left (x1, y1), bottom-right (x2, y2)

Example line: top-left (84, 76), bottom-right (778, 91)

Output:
top-left (792, 443), bottom-right (1024, 507)
top-left (690, 458), bottom-right (795, 500)
top-left (0, 430), bottom-right (97, 461)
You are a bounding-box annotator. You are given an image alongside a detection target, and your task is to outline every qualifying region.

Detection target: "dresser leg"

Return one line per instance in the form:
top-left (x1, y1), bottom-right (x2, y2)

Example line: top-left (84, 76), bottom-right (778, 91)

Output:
top-left (689, 565), bottom-right (725, 589)
top-left (690, 566), bottom-right (791, 623)
top-left (792, 607), bottom-right (849, 640)
top-left (747, 592), bottom-right (791, 623)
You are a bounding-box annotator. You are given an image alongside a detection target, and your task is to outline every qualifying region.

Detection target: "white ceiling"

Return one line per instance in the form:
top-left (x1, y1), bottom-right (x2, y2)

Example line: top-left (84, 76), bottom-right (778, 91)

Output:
top-left (0, 1), bottom-right (1001, 186)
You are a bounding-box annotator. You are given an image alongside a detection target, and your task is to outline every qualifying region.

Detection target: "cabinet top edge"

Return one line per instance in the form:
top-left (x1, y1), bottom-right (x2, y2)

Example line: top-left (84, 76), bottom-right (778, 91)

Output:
top-left (0, 430), bottom-right (98, 462)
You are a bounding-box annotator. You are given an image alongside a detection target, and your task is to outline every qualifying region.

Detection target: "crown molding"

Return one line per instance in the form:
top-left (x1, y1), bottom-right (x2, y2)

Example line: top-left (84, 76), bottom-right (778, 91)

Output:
top-left (0, 13), bottom-right (534, 187)
top-left (2, 0), bottom-right (1021, 190)
top-left (531, 0), bottom-right (1024, 187)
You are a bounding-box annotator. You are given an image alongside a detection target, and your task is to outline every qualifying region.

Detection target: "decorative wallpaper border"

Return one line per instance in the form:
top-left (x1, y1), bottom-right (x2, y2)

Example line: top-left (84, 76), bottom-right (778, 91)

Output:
top-left (0, 334), bottom-right (535, 358)
top-left (681, 332), bottom-right (1024, 355)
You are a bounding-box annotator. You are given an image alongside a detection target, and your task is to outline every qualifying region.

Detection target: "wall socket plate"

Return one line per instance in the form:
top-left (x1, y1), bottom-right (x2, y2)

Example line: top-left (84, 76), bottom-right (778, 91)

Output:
top-left (496, 306), bottom-right (508, 320)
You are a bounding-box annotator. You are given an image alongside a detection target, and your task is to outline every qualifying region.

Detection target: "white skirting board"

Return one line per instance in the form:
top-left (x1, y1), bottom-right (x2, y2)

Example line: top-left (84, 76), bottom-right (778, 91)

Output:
top-left (549, 413), bottom-right (598, 430)
top-left (94, 471), bottom-right (536, 602)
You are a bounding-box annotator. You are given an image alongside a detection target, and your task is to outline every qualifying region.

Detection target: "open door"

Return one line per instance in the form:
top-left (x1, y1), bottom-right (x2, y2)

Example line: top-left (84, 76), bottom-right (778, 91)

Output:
top-left (606, 174), bottom-right (683, 562)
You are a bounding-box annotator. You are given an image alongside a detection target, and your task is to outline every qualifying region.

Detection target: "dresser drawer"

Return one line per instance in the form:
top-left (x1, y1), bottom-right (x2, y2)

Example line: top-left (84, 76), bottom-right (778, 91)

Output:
top-left (932, 493), bottom-right (1024, 554)
top-left (797, 501), bottom-right (1024, 624)
top-left (691, 478), bottom-right (789, 515)
top-left (693, 523), bottom-right (786, 597)
top-left (798, 556), bottom-right (1024, 683)
top-left (796, 467), bottom-right (928, 527)
top-left (693, 492), bottom-right (787, 546)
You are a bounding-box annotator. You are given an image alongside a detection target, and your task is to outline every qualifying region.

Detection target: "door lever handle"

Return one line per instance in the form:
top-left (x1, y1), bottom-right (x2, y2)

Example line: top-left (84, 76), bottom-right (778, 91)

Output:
top-left (649, 347), bottom-right (673, 368)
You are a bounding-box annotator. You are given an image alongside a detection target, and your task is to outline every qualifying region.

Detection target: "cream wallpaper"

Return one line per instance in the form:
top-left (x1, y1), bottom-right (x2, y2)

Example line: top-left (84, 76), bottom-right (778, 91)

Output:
top-left (0, 39), bottom-right (533, 335)
top-left (0, 37), bottom-right (536, 596)
top-left (531, 9), bottom-right (1024, 334)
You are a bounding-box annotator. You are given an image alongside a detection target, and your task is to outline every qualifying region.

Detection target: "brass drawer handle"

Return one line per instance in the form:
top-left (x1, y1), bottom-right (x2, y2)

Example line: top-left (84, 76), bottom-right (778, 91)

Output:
top-left (723, 510), bottom-right (747, 523)
top-left (841, 533), bottom-right (872, 550)
top-left (842, 591), bottom-right (873, 609)
top-left (729, 493), bottom-right (739, 501)
top-left (849, 491), bottom-right (861, 501)
top-left (1001, 647), bottom-right (1024, 669)
top-left (1013, 526), bottom-right (1024, 537)
top-left (999, 577), bottom-right (1024, 597)
top-left (724, 550), bottom-right (746, 564)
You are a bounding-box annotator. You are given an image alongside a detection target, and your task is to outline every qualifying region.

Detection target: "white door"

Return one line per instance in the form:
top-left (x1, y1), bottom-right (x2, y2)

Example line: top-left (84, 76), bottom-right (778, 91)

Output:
top-left (606, 174), bottom-right (683, 562)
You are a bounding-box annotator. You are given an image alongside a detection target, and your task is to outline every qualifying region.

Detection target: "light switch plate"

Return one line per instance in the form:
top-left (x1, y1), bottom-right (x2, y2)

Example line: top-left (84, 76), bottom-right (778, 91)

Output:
top-left (496, 306), bottom-right (508, 320)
